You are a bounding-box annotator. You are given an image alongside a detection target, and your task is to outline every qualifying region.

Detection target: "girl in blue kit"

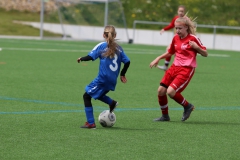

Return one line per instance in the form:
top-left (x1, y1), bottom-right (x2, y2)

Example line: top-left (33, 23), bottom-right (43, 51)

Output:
top-left (77, 25), bottom-right (130, 129)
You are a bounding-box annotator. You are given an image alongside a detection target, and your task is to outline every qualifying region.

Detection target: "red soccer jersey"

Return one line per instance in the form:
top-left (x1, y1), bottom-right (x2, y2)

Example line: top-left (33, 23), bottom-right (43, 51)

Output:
top-left (163, 15), bottom-right (179, 31)
top-left (168, 34), bottom-right (207, 68)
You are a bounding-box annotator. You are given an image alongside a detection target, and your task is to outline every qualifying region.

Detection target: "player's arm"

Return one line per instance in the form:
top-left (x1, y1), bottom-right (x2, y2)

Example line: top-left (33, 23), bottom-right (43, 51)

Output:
top-left (196, 47), bottom-right (208, 57)
top-left (150, 39), bottom-right (174, 68)
top-left (149, 52), bottom-right (172, 68)
top-left (189, 41), bottom-right (208, 57)
top-left (160, 17), bottom-right (177, 34)
top-left (78, 42), bottom-right (104, 63)
top-left (77, 55), bottom-right (93, 63)
top-left (120, 61), bottom-right (130, 83)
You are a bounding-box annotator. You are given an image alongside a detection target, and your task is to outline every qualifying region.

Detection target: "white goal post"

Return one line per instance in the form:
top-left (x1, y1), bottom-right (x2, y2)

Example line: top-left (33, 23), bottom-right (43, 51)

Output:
top-left (40, 0), bottom-right (131, 42)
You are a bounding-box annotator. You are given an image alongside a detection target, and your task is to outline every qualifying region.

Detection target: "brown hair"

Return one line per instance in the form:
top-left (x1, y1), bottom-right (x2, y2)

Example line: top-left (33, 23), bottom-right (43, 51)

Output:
top-left (178, 5), bottom-right (186, 11)
top-left (103, 25), bottom-right (119, 58)
top-left (175, 17), bottom-right (196, 35)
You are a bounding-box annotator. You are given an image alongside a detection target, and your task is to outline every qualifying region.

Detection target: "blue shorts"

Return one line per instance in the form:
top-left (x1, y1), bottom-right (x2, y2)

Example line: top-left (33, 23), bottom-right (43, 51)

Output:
top-left (85, 82), bottom-right (109, 100)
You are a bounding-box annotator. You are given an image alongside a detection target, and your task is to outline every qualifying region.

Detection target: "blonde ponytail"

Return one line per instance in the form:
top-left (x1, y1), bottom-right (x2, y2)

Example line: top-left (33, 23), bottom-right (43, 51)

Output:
top-left (103, 25), bottom-right (119, 58)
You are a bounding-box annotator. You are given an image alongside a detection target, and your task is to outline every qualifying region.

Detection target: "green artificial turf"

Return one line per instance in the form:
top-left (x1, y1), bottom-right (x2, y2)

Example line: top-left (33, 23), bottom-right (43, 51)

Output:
top-left (0, 39), bottom-right (239, 160)
top-left (0, 9), bottom-right (61, 37)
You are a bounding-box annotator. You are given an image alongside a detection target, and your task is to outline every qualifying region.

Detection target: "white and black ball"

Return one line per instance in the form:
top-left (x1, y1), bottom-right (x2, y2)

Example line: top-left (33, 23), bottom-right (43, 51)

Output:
top-left (98, 110), bottom-right (116, 127)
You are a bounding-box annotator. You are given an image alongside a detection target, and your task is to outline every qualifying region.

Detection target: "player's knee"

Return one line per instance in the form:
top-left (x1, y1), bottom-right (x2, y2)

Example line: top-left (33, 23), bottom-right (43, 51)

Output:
top-left (167, 87), bottom-right (176, 98)
top-left (83, 92), bottom-right (91, 101)
top-left (158, 86), bottom-right (167, 96)
top-left (83, 92), bottom-right (92, 107)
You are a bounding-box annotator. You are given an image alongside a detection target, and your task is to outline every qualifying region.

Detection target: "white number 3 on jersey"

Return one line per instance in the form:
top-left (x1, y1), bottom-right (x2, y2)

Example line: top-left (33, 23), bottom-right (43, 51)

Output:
top-left (109, 54), bottom-right (118, 71)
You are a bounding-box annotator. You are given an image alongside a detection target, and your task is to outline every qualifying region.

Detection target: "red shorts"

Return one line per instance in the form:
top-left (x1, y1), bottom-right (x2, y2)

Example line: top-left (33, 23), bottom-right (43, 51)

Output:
top-left (160, 64), bottom-right (195, 93)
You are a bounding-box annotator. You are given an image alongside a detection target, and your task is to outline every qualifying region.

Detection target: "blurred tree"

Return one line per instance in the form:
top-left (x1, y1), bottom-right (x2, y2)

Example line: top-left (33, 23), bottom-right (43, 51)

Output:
top-left (121, 0), bottom-right (240, 27)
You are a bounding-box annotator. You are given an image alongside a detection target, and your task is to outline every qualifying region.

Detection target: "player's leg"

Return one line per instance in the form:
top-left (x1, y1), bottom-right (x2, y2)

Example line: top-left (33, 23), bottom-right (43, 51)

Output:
top-left (81, 92), bottom-right (96, 129)
top-left (154, 67), bottom-right (174, 122)
top-left (165, 56), bottom-right (171, 67)
top-left (98, 92), bottom-right (118, 113)
top-left (167, 67), bottom-right (195, 121)
top-left (167, 87), bottom-right (194, 121)
top-left (157, 44), bottom-right (171, 71)
top-left (154, 84), bottom-right (170, 121)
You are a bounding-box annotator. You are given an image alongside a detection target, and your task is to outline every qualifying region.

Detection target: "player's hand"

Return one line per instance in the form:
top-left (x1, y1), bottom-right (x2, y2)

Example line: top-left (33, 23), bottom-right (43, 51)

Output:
top-left (160, 29), bottom-right (164, 35)
top-left (149, 59), bottom-right (159, 68)
top-left (183, 15), bottom-right (190, 20)
top-left (77, 57), bottom-right (81, 63)
top-left (189, 41), bottom-right (198, 49)
top-left (120, 76), bottom-right (127, 83)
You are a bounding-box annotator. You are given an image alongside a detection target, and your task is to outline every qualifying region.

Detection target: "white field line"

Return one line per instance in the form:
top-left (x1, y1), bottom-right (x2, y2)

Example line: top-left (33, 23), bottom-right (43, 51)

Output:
top-left (0, 39), bottom-right (163, 53)
top-left (1, 47), bottom-right (164, 54)
top-left (1, 47), bottom-right (230, 57)
top-left (205, 54), bottom-right (230, 57)
top-left (0, 40), bottom-right (231, 57)
top-left (2, 47), bottom-right (88, 52)
top-left (0, 39), bottom-right (87, 48)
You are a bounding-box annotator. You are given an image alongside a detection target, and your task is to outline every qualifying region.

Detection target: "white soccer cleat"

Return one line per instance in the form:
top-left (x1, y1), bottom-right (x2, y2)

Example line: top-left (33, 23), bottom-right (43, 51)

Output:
top-left (157, 65), bottom-right (168, 71)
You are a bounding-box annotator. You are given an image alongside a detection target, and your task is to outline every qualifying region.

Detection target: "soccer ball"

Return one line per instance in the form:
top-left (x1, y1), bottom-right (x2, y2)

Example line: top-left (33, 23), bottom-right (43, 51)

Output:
top-left (98, 110), bottom-right (116, 127)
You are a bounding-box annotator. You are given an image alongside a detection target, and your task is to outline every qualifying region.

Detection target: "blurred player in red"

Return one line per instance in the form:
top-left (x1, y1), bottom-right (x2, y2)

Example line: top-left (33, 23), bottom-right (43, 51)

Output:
top-left (158, 5), bottom-right (186, 71)
top-left (150, 17), bottom-right (208, 121)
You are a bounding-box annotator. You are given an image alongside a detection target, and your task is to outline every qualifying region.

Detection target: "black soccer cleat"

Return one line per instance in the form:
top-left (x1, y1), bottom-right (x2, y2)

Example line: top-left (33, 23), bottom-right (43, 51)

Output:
top-left (181, 104), bottom-right (195, 121)
top-left (154, 114), bottom-right (170, 122)
top-left (109, 100), bottom-right (118, 113)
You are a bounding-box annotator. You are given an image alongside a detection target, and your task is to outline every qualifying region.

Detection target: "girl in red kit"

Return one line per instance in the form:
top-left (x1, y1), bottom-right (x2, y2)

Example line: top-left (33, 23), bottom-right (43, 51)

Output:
top-left (158, 5), bottom-right (186, 71)
top-left (150, 17), bottom-right (208, 121)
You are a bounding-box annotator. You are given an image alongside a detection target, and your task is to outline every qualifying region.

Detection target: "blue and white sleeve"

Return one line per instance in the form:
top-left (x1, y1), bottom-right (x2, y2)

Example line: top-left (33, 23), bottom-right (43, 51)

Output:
top-left (88, 42), bottom-right (105, 61)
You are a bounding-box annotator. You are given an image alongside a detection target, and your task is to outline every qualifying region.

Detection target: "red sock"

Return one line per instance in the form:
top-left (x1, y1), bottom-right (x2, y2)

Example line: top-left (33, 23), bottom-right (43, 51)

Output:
top-left (166, 56), bottom-right (171, 62)
top-left (158, 95), bottom-right (168, 114)
top-left (172, 92), bottom-right (189, 107)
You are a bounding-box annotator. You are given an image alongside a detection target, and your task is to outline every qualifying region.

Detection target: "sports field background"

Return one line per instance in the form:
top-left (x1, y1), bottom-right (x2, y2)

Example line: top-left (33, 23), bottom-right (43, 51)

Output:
top-left (0, 38), bottom-right (239, 160)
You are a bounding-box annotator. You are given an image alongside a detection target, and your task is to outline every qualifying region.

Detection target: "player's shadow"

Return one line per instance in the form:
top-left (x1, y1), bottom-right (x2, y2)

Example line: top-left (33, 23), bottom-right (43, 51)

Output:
top-left (97, 120), bottom-right (240, 130)
top-left (97, 127), bottom-right (163, 131)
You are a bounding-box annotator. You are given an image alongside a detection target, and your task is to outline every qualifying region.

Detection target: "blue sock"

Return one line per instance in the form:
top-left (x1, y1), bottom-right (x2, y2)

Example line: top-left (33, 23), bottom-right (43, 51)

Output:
top-left (98, 95), bottom-right (112, 105)
top-left (85, 107), bottom-right (95, 124)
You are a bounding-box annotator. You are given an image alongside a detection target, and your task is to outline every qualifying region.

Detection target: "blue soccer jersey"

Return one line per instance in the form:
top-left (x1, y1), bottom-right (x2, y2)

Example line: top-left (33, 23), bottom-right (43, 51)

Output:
top-left (86, 42), bottom-right (130, 98)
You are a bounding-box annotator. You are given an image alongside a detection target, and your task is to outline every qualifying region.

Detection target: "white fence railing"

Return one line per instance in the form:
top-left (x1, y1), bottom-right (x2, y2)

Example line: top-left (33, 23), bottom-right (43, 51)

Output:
top-left (3, 21), bottom-right (240, 51)
top-left (132, 20), bottom-right (240, 49)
